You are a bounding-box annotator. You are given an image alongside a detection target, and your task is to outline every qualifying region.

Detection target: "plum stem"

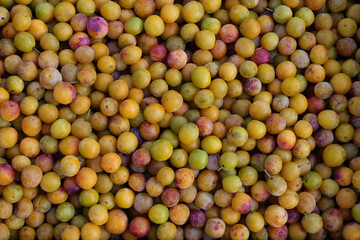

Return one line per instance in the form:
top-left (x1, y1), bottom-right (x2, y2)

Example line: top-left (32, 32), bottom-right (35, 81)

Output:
top-left (217, 167), bottom-right (223, 172)
top-left (86, 109), bottom-right (91, 121)
top-left (297, 163), bottom-right (309, 168)
top-left (296, 180), bottom-right (306, 187)
top-left (264, 170), bottom-right (273, 179)
top-left (33, 47), bottom-right (41, 53)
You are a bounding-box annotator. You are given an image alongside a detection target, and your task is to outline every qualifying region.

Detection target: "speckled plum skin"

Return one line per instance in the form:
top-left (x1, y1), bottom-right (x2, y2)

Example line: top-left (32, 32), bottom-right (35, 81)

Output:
top-left (87, 16), bottom-right (109, 39)
top-left (150, 44), bottom-right (167, 62)
top-left (69, 32), bottom-right (90, 51)
top-left (189, 210), bottom-right (206, 228)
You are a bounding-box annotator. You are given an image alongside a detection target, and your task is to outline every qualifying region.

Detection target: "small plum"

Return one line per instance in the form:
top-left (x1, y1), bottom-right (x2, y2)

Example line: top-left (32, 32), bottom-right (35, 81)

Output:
top-left (129, 217), bottom-right (150, 238)
top-left (250, 48), bottom-right (270, 65)
top-left (87, 16), bottom-right (108, 39)
top-left (150, 44), bottom-right (167, 62)
top-left (0, 164), bottom-right (15, 186)
top-left (189, 210), bottom-right (206, 228)
top-left (195, 116), bottom-right (214, 137)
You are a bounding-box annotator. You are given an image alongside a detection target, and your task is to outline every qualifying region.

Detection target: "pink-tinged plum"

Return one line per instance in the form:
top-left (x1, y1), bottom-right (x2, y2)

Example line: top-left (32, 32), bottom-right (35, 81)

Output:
top-left (0, 100), bottom-right (20, 122)
top-left (257, 133), bottom-right (276, 154)
top-left (314, 128), bottom-right (334, 148)
top-left (303, 113), bottom-right (320, 132)
top-left (189, 210), bottom-right (206, 228)
top-left (129, 217), bottom-right (150, 238)
top-left (292, 139), bottom-right (311, 159)
top-left (35, 154), bottom-right (55, 173)
top-left (287, 208), bottom-right (301, 224)
top-left (277, 130), bottom-right (296, 150)
top-left (336, 38), bottom-right (357, 57)
top-left (251, 181), bottom-right (271, 202)
top-left (167, 49), bottom-right (187, 69)
top-left (71, 13), bottom-right (88, 32)
top-left (140, 121), bottom-right (160, 141)
top-left (250, 48), bottom-right (271, 65)
top-left (267, 225), bottom-right (288, 240)
top-left (69, 32), bottom-right (90, 50)
top-left (266, 114), bottom-right (287, 135)
top-left (150, 44), bottom-right (167, 62)
top-left (0, 164), bottom-right (15, 186)
top-left (87, 16), bottom-right (108, 39)
top-left (322, 208), bottom-right (343, 232)
top-left (63, 177), bottom-right (82, 195)
top-left (132, 148), bottom-right (151, 167)
top-left (161, 188), bottom-right (180, 208)
top-left (53, 82), bottom-right (76, 105)
top-left (265, 205), bottom-right (288, 227)
top-left (307, 96), bottom-right (326, 115)
top-left (244, 77), bottom-right (262, 96)
top-left (232, 192), bottom-right (252, 214)
top-left (219, 24), bottom-right (239, 43)
top-left (333, 167), bottom-right (353, 187)
top-left (195, 116), bottom-right (214, 137)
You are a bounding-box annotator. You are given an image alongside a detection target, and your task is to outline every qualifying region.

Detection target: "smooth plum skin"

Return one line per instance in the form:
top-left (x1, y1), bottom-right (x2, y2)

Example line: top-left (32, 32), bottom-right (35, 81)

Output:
top-left (132, 148), bottom-right (151, 167)
top-left (314, 128), bottom-right (334, 148)
top-left (71, 13), bottom-right (88, 32)
top-left (0, 100), bottom-right (20, 121)
top-left (307, 96), bottom-right (326, 115)
top-left (140, 121), bottom-right (160, 141)
top-left (250, 48), bottom-right (271, 65)
top-left (0, 164), bottom-right (15, 186)
top-left (167, 49), bottom-right (187, 69)
top-left (336, 38), bottom-right (357, 57)
top-left (189, 210), bottom-right (206, 228)
top-left (129, 217), bottom-right (150, 238)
